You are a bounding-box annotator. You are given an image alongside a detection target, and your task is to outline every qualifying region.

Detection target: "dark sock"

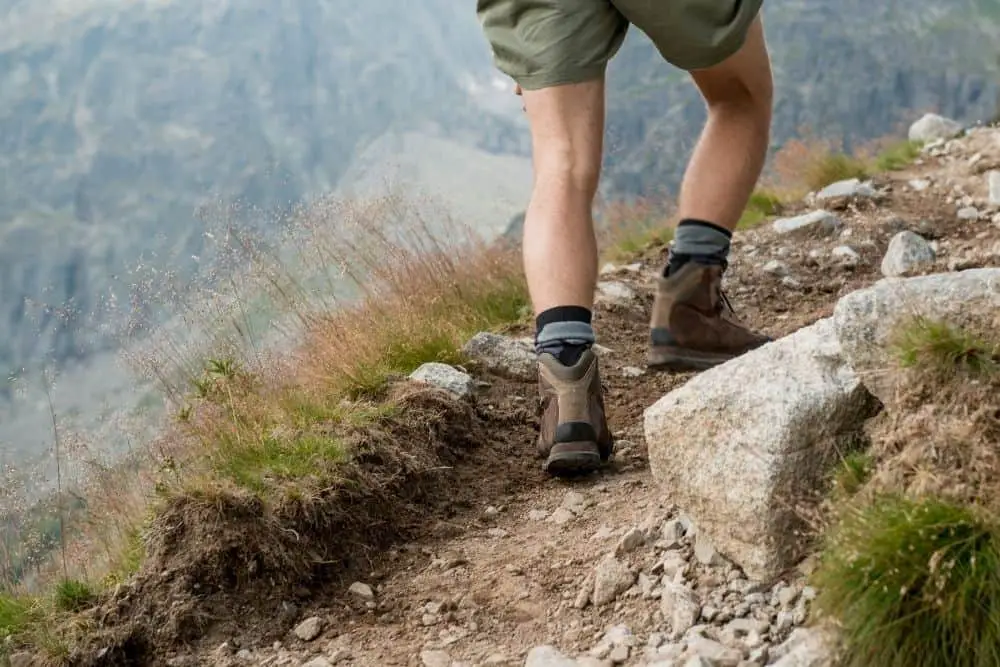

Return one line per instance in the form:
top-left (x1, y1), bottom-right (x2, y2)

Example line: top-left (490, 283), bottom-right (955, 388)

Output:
top-left (535, 306), bottom-right (595, 366)
top-left (665, 219), bottom-right (732, 276)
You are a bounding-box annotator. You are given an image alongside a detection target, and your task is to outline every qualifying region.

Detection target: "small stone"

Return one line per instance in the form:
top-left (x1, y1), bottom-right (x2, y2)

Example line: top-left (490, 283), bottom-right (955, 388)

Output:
top-left (683, 658), bottom-right (713, 667)
top-left (777, 586), bottom-right (800, 608)
top-left (622, 366), bottom-right (645, 378)
top-left (462, 332), bottom-right (537, 380)
top-left (660, 552), bottom-right (689, 578)
top-left (958, 206), bottom-right (980, 221)
top-left (608, 645), bottom-right (630, 663)
top-left (763, 260), bottom-right (790, 276)
top-left (409, 363), bottom-right (474, 399)
top-left (596, 281), bottom-right (638, 305)
top-left (562, 491), bottom-right (589, 514)
top-left (908, 113), bottom-right (963, 142)
top-left (661, 583), bottom-right (701, 639)
top-left (575, 577), bottom-right (593, 609)
top-left (781, 276), bottom-right (802, 289)
top-left (639, 572), bottom-right (659, 598)
top-left (988, 171), bottom-right (1000, 206)
top-left (908, 179), bottom-right (930, 192)
top-left (600, 263), bottom-right (618, 275)
top-left (881, 231), bottom-right (935, 277)
top-left (483, 655), bottom-right (512, 666)
top-left (772, 210), bottom-right (840, 237)
top-left (660, 519), bottom-right (685, 547)
top-left (348, 582), bottom-right (374, 601)
top-left (815, 178), bottom-right (876, 200)
top-left (488, 528), bottom-right (508, 538)
top-left (615, 528), bottom-right (645, 555)
top-left (328, 649), bottom-right (351, 665)
top-left (832, 245), bottom-right (860, 266)
top-left (549, 507), bottom-right (577, 525)
top-left (687, 635), bottom-right (743, 667)
top-left (694, 533), bottom-right (724, 566)
top-left (528, 509), bottom-right (549, 521)
top-left (484, 505), bottom-right (500, 519)
top-left (294, 617), bottom-right (324, 642)
top-left (525, 646), bottom-right (579, 667)
top-left (301, 658), bottom-right (333, 667)
top-left (420, 650), bottom-right (452, 667)
top-left (8, 654), bottom-right (35, 667)
top-left (593, 554), bottom-right (637, 606)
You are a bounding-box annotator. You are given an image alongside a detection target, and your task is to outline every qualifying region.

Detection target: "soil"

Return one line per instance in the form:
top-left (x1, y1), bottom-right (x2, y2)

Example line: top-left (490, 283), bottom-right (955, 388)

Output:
top-left (57, 127), bottom-right (1000, 667)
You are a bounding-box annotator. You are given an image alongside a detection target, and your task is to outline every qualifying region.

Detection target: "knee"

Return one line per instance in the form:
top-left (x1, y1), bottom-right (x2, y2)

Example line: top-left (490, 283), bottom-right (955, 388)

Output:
top-left (534, 143), bottom-right (602, 199)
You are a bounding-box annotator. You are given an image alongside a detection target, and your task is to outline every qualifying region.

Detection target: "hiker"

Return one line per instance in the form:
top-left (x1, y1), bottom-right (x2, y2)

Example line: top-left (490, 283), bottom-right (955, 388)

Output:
top-left (476, 0), bottom-right (774, 476)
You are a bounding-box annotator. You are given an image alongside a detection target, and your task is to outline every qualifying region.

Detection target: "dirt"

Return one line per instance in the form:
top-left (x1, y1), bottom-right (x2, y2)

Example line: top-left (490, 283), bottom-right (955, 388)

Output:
top-left (60, 126), bottom-right (1000, 667)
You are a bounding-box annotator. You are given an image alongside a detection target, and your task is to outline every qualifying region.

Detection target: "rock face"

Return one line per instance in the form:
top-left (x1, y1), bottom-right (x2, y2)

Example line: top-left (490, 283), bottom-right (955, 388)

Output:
top-left (644, 318), bottom-right (873, 580)
top-left (908, 113), bottom-right (964, 142)
top-left (880, 231), bottom-right (936, 277)
top-left (833, 268), bottom-right (1000, 404)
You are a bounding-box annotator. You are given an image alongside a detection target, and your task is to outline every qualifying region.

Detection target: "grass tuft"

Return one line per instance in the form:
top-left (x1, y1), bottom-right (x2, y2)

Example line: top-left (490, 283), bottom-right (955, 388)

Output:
top-left (812, 495), bottom-right (1000, 667)
top-left (831, 451), bottom-right (875, 500)
top-left (875, 140), bottom-right (923, 172)
top-left (737, 188), bottom-right (784, 229)
top-left (892, 316), bottom-right (1000, 378)
top-left (53, 579), bottom-right (95, 613)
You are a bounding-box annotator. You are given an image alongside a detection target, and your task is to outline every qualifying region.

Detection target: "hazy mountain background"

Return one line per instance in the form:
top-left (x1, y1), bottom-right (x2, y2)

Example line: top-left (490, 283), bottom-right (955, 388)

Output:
top-left (1, 0), bottom-right (999, 472)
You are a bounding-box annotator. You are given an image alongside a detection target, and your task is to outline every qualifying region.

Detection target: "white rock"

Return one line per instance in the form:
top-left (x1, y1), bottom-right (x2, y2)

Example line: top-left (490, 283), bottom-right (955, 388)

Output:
top-left (294, 617), bottom-right (324, 642)
top-left (763, 260), bottom-right (791, 276)
top-left (687, 635), bottom-right (743, 666)
top-left (420, 650), bottom-right (452, 667)
top-left (596, 281), bottom-right (638, 305)
top-left (880, 231), bottom-right (935, 277)
top-left (908, 179), bottom-right (930, 192)
top-left (409, 363), bottom-right (474, 399)
top-left (525, 646), bottom-right (580, 667)
top-left (644, 318), bottom-right (872, 580)
top-left (461, 332), bottom-right (537, 380)
top-left (549, 507), bottom-right (577, 525)
top-left (815, 178), bottom-right (876, 200)
top-left (958, 206), bottom-right (981, 221)
top-left (301, 658), bottom-right (333, 667)
top-left (988, 170), bottom-right (1000, 206)
top-left (347, 582), bottom-right (374, 601)
top-left (661, 583), bottom-right (701, 639)
top-left (772, 210), bottom-right (841, 237)
top-left (908, 113), bottom-right (963, 143)
top-left (593, 554), bottom-right (637, 606)
top-left (833, 268), bottom-right (1000, 404)
top-left (769, 626), bottom-right (838, 666)
top-left (615, 528), bottom-right (645, 555)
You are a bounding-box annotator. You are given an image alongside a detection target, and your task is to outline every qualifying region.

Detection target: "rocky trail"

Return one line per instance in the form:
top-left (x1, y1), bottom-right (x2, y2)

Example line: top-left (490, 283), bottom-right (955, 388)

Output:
top-left (144, 117), bottom-right (1000, 667)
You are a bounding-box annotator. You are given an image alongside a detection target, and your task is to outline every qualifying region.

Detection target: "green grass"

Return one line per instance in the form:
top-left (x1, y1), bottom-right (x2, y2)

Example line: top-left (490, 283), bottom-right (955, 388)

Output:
top-left (892, 317), bottom-right (999, 378)
top-left (0, 594), bottom-right (34, 641)
top-left (603, 223), bottom-right (674, 263)
top-left (806, 152), bottom-right (871, 191)
top-left (812, 495), bottom-right (1000, 667)
top-left (875, 140), bottom-right (923, 172)
top-left (737, 189), bottom-right (784, 229)
top-left (831, 451), bottom-right (875, 500)
top-left (53, 580), bottom-right (95, 613)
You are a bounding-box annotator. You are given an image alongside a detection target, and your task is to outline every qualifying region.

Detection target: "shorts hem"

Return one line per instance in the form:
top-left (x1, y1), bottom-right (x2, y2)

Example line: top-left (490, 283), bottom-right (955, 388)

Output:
top-left (512, 63), bottom-right (609, 91)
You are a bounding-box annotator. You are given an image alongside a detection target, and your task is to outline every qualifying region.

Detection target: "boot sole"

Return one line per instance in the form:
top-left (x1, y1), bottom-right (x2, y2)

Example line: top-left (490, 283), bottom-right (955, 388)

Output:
top-left (647, 347), bottom-right (736, 372)
top-left (544, 443), bottom-right (603, 477)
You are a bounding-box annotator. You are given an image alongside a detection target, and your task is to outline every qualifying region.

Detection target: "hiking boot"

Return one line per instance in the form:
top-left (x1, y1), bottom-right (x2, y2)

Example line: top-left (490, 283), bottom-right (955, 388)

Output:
top-left (537, 348), bottom-right (614, 477)
top-left (647, 260), bottom-right (772, 371)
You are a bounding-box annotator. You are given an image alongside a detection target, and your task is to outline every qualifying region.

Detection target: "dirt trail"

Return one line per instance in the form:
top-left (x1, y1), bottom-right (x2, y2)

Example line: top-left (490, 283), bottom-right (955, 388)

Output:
top-left (191, 128), bottom-right (1000, 667)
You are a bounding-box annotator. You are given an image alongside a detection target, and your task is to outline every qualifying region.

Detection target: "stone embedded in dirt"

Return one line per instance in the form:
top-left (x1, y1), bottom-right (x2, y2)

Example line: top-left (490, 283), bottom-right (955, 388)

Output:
top-left (681, 657), bottom-right (713, 667)
top-left (561, 491), bottom-right (590, 514)
top-left (347, 581), bottom-right (375, 601)
top-left (615, 527), bottom-right (645, 555)
top-left (833, 268), bottom-right (1000, 404)
top-left (525, 646), bottom-right (580, 667)
top-left (832, 245), bottom-right (860, 267)
top-left (622, 365), bottom-right (645, 378)
top-left (908, 112), bottom-right (963, 143)
top-left (596, 280), bottom-right (638, 305)
top-left (549, 507), bottom-right (577, 525)
top-left (768, 625), bottom-right (838, 666)
top-left (461, 331), bottom-right (537, 381)
top-left (7, 654), bottom-right (34, 667)
top-left (693, 533), bottom-right (725, 566)
top-left (592, 554), bottom-right (637, 606)
top-left (409, 363), bottom-right (475, 399)
top-left (660, 582), bottom-right (701, 639)
top-left (686, 635), bottom-right (743, 666)
top-left (328, 648), bottom-right (351, 664)
top-left (528, 509), bottom-right (550, 521)
top-left (815, 178), bottom-right (876, 201)
top-left (660, 519), bottom-right (685, 547)
top-left (909, 178), bottom-right (931, 192)
top-left (880, 230), bottom-right (936, 277)
top-left (644, 317), bottom-right (873, 580)
top-left (294, 616), bottom-right (325, 642)
top-left (600, 262), bottom-right (618, 276)
top-left (989, 170), bottom-right (1000, 205)
top-left (419, 650), bottom-right (453, 667)
top-left (772, 210), bottom-right (840, 237)
top-left (957, 205), bottom-right (980, 221)
top-left (301, 657), bottom-right (334, 667)
top-left (763, 260), bottom-right (790, 276)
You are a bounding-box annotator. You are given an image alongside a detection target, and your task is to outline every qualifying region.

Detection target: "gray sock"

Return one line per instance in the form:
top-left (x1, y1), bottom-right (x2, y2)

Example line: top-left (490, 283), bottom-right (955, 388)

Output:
top-left (668, 220), bottom-right (732, 274)
top-left (536, 321), bottom-right (596, 366)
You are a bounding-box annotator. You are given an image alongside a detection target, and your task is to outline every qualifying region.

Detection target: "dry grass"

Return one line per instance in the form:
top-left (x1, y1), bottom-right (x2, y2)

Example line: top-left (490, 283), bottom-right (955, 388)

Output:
top-left (812, 316), bottom-right (1000, 667)
top-left (1, 190), bottom-right (530, 661)
top-left (597, 195), bottom-right (676, 263)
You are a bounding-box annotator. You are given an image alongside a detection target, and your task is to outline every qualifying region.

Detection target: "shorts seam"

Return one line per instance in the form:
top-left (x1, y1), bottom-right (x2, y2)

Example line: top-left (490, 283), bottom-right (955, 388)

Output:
top-left (514, 63), bottom-right (609, 91)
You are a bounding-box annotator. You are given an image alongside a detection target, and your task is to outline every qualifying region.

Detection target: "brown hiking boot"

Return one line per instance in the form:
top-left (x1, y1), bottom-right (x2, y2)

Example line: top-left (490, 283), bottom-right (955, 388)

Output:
top-left (647, 261), bottom-right (772, 371)
top-left (536, 348), bottom-right (614, 477)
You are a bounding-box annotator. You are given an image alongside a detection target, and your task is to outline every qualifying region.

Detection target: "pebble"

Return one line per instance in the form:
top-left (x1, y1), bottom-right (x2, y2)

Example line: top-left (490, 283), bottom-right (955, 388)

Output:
top-left (958, 206), bottom-right (980, 221)
top-left (409, 363), bottom-right (474, 399)
top-left (347, 582), bottom-right (374, 601)
top-left (301, 658), bottom-right (333, 667)
top-left (763, 260), bottom-right (791, 276)
top-left (831, 245), bottom-right (860, 266)
top-left (881, 231), bottom-right (935, 277)
top-left (420, 650), bottom-right (452, 667)
top-left (661, 583), bottom-right (701, 639)
top-left (596, 281), bottom-right (638, 305)
top-left (989, 170), bottom-right (1000, 206)
top-left (549, 507), bottom-right (577, 525)
top-left (772, 210), bottom-right (840, 236)
top-left (615, 528), bottom-right (646, 556)
top-left (525, 646), bottom-right (579, 667)
top-left (528, 509), bottom-right (550, 521)
top-left (294, 617), bottom-right (324, 642)
top-left (593, 554), bottom-right (637, 606)
top-left (622, 366), bottom-right (646, 378)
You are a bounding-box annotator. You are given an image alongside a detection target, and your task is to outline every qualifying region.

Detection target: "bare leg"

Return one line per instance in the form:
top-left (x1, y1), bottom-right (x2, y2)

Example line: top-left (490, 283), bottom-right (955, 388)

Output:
top-left (520, 78), bottom-right (606, 315)
top-left (678, 16), bottom-right (773, 231)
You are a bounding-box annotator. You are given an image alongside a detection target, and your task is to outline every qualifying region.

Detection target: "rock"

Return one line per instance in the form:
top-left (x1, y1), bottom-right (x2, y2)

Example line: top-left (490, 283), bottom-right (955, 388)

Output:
top-left (347, 582), bottom-right (375, 601)
top-left (908, 113), bottom-right (963, 142)
top-left (596, 281), bottom-right (637, 304)
top-left (328, 649), bottom-right (351, 664)
top-left (815, 178), bottom-right (876, 201)
top-left (644, 318), bottom-right (873, 580)
top-left (525, 646), bottom-right (580, 667)
top-left (528, 509), bottom-right (550, 521)
top-left (880, 231), bottom-right (935, 277)
top-left (769, 626), bottom-right (838, 666)
top-left (549, 507), bottom-right (577, 525)
top-left (461, 332), bottom-right (537, 380)
top-left (908, 179), bottom-right (930, 192)
top-left (832, 246), bottom-right (860, 267)
top-left (693, 533), bottom-right (724, 566)
top-left (622, 365), bottom-right (645, 378)
top-left (660, 519), bottom-right (685, 547)
top-left (420, 650), bottom-right (452, 667)
top-left (661, 583), bottom-right (701, 639)
top-left (682, 658), bottom-right (713, 667)
top-left (607, 645), bottom-right (630, 663)
top-left (615, 527), bottom-right (645, 555)
top-left (301, 658), bottom-right (333, 667)
top-left (561, 491), bottom-right (589, 514)
top-left (593, 554), bottom-right (637, 606)
top-left (294, 617), bottom-right (324, 642)
top-left (763, 260), bottom-right (790, 276)
top-left (989, 170), bottom-right (1000, 206)
top-left (687, 635), bottom-right (743, 666)
top-left (409, 363), bottom-right (474, 399)
top-left (772, 210), bottom-right (841, 237)
top-left (958, 206), bottom-right (980, 221)
top-left (8, 654), bottom-right (34, 667)
top-left (833, 268), bottom-right (1000, 404)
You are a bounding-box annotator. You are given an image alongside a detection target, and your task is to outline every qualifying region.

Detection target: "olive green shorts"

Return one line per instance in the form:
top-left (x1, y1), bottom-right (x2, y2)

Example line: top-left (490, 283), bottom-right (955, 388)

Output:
top-left (476, 0), bottom-right (764, 90)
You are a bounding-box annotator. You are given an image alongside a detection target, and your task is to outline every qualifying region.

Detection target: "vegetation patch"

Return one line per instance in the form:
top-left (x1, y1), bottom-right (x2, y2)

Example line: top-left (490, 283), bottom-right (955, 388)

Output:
top-left (737, 189), bottom-right (784, 229)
